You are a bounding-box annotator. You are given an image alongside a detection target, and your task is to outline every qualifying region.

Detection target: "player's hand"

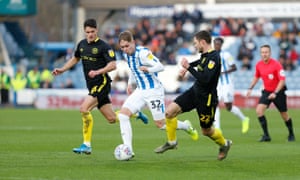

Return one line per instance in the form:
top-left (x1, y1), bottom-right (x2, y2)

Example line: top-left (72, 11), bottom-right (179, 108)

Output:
top-left (88, 70), bottom-right (98, 78)
top-left (268, 93), bottom-right (276, 100)
top-left (139, 66), bottom-right (148, 73)
top-left (52, 68), bottom-right (64, 76)
top-left (179, 69), bottom-right (187, 77)
top-left (181, 58), bottom-right (190, 69)
top-left (126, 85), bottom-right (133, 94)
top-left (246, 89), bottom-right (252, 97)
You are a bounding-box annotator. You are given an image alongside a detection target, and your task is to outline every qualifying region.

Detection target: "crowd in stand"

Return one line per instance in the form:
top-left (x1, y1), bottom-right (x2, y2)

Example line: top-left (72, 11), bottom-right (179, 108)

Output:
top-left (103, 10), bottom-right (300, 73)
top-left (3, 10), bottom-right (300, 96)
top-left (99, 11), bottom-right (300, 93)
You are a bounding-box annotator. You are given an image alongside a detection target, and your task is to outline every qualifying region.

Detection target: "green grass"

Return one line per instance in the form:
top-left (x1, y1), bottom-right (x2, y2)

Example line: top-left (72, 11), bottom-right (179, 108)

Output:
top-left (0, 108), bottom-right (299, 180)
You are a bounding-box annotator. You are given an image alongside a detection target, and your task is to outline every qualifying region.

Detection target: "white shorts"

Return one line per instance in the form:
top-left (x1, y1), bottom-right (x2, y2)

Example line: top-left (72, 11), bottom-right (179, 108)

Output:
top-left (122, 86), bottom-right (165, 121)
top-left (217, 83), bottom-right (234, 103)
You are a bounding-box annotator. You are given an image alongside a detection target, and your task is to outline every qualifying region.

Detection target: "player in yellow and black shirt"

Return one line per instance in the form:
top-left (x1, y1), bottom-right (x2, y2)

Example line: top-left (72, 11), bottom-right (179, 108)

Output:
top-left (155, 30), bottom-right (232, 161)
top-left (52, 19), bottom-right (148, 155)
top-left (52, 18), bottom-right (116, 154)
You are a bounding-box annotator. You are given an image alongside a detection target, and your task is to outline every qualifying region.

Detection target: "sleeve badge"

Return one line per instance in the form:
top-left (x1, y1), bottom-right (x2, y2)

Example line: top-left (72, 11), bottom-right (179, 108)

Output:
top-left (279, 69), bottom-right (285, 77)
top-left (147, 53), bottom-right (154, 60)
top-left (108, 49), bottom-right (115, 58)
top-left (208, 60), bottom-right (215, 69)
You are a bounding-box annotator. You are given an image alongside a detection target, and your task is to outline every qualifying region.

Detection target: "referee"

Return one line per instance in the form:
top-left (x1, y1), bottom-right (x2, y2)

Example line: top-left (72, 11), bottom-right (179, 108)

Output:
top-left (247, 44), bottom-right (295, 142)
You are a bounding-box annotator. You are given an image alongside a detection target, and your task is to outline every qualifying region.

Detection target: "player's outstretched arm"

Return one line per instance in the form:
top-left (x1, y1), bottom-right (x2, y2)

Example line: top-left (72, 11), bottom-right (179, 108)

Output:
top-left (52, 57), bottom-right (79, 76)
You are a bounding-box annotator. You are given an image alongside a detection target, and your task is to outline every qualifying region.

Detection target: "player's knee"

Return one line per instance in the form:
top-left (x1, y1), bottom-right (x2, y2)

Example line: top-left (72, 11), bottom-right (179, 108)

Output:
top-left (201, 128), bottom-right (213, 136)
top-left (166, 112), bottom-right (176, 119)
top-left (154, 120), bottom-right (165, 128)
top-left (256, 109), bottom-right (264, 116)
top-left (79, 107), bottom-right (89, 114)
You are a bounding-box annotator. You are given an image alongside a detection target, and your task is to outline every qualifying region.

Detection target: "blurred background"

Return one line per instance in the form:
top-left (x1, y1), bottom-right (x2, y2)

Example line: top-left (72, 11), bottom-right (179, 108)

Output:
top-left (1, 0), bottom-right (300, 109)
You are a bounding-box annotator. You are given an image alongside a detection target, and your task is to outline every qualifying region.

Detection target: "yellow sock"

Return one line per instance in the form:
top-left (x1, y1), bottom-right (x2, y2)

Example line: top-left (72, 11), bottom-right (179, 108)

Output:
top-left (131, 112), bottom-right (137, 118)
top-left (81, 112), bottom-right (93, 144)
top-left (115, 110), bottom-right (120, 122)
top-left (210, 128), bottom-right (226, 146)
top-left (166, 117), bottom-right (178, 142)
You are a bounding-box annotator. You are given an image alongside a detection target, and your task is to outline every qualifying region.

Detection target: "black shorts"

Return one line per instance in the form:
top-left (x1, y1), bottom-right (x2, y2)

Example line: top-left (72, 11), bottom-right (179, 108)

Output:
top-left (174, 88), bottom-right (218, 129)
top-left (87, 80), bottom-right (111, 109)
top-left (259, 89), bottom-right (287, 112)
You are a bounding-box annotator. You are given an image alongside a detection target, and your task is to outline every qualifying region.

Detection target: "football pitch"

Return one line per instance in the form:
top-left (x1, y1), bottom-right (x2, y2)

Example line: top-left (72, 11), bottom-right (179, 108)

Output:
top-left (0, 108), bottom-right (299, 180)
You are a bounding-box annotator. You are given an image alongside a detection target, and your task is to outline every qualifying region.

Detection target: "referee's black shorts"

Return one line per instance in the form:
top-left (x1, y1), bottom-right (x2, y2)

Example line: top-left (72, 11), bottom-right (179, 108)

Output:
top-left (259, 89), bottom-right (287, 112)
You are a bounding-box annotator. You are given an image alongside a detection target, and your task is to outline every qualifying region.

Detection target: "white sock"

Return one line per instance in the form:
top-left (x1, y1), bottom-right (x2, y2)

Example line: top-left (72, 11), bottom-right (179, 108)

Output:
top-left (160, 124), bottom-right (166, 130)
top-left (118, 113), bottom-right (133, 152)
top-left (214, 107), bottom-right (221, 129)
top-left (84, 142), bottom-right (91, 147)
top-left (159, 121), bottom-right (189, 130)
top-left (177, 120), bottom-right (189, 130)
top-left (231, 105), bottom-right (246, 121)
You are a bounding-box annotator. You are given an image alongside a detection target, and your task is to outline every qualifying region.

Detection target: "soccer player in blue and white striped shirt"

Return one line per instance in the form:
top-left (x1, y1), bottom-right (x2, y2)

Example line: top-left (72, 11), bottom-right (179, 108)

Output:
top-left (117, 30), bottom-right (198, 157)
top-left (214, 37), bottom-right (250, 134)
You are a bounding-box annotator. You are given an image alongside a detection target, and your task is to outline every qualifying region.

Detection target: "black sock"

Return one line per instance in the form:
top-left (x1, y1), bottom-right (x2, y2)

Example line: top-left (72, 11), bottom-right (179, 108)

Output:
top-left (259, 116), bottom-right (269, 136)
top-left (285, 118), bottom-right (294, 136)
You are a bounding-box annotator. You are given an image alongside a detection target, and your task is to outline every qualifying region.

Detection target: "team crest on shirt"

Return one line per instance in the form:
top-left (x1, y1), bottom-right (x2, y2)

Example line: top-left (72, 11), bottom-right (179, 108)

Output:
top-left (268, 74), bottom-right (274, 80)
top-left (80, 48), bottom-right (84, 52)
top-left (208, 60), bottom-right (215, 69)
top-left (108, 49), bottom-right (115, 58)
top-left (147, 53), bottom-right (154, 60)
top-left (92, 48), bottom-right (98, 54)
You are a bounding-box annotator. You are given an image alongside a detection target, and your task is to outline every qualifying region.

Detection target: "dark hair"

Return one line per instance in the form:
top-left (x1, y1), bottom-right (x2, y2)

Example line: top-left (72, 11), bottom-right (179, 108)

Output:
top-left (118, 30), bottom-right (134, 43)
top-left (214, 37), bottom-right (224, 44)
top-left (84, 18), bottom-right (97, 29)
top-left (194, 30), bottom-right (212, 44)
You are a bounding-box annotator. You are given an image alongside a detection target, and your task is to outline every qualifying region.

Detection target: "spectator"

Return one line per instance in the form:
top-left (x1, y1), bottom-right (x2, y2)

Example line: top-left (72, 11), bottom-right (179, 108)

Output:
top-left (287, 46), bottom-right (299, 67)
top-left (190, 8), bottom-right (203, 26)
top-left (172, 8), bottom-right (191, 25)
top-left (177, 41), bottom-right (192, 55)
top-left (40, 66), bottom-right (53, 88)
top-left (182, 19), bottom-right (195, 40)
top-left (11, 68), bottom-right (27, 106)
top-left (219, 19), bottom-right (232, 36)
top-left (27, 66), bottom-right (41, 89)
top-left (64, 78), bottom-right (75, 89)
top-left (0, 68), bottom-right (11, 105)
top-left (210, 18), bottom-right (221, 36)
top-left (11, 68), bottom-right (27, 92)
top-left (165, 52), bottom-right (177, 65)
top-left (236, 18), bottom-right (248, 36)
top-left (237, 38), bottom-right (256, 70)
top-left (278, 32), bottom-right (291, 52)
top-left (284, 58), bottom-right (296, 71)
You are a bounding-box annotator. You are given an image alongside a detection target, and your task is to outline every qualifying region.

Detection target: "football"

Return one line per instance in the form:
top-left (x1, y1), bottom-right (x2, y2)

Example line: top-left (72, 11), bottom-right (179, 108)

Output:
top-left (114, 144), bottom-right (133, 161)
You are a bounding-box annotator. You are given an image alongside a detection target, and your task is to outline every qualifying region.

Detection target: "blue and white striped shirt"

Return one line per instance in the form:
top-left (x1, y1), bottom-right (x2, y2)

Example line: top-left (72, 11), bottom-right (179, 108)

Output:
top-left (219, 50), bottom-right (235, 86)
top-left (123, 46), bottom-right (164, 90)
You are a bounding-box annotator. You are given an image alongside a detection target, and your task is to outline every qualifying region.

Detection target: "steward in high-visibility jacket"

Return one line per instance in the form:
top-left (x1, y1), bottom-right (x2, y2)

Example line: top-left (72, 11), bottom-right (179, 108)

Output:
top-left (11, 69), bottom-right (27, 91)
top-left (40, 67), bottom-right (53, 88)
top-left (27, 67), bottom-right (40, 89)
top-left (0, 69), bottom-right (11, 104)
